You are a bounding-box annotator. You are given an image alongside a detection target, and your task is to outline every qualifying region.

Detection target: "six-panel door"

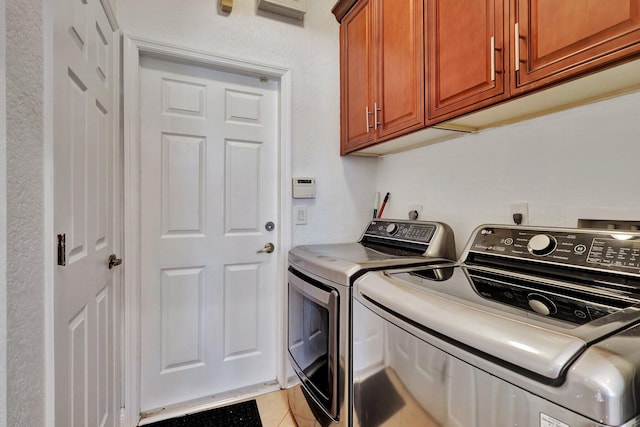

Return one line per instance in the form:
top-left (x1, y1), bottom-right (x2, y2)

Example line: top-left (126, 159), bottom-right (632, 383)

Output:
top-left (53, 0), bottom-right (119, 424)
top-left (138, 56), bottom-right (280, 411)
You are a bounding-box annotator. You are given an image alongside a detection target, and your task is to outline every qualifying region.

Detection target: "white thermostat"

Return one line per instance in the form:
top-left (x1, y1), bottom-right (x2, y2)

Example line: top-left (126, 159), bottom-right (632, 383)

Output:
top-left (292, 177), bottom-right (315, 199)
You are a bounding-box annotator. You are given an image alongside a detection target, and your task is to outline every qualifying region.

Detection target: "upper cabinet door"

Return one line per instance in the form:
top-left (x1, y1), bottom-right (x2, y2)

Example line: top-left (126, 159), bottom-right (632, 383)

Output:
top-left (340, 0), bottom-right (375, 154)
top-left (513, 0), bottom-right (640, 92)
top-left (427, 0), bottom-right (507, 121)
top-left (375, 0), bottom-right (425, 140)
top-left (340, 0), bottom-right (424, 154)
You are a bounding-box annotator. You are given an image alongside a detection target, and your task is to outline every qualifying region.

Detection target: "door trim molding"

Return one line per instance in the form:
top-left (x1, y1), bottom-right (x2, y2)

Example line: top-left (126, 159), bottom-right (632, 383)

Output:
top-left (122, 34), bottom-right (292, 426)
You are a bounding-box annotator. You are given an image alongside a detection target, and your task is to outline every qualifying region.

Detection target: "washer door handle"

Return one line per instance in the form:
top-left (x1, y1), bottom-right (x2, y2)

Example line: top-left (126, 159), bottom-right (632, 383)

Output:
top-left (257, 242), bottom-right (275, 254)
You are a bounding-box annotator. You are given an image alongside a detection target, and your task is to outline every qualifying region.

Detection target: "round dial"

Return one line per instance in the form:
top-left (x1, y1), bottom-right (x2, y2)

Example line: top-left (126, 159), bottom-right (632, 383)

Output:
top-left (386, 223), bottom-right (399, 235)
top-left (527, 293), bottom-right (557, 316)
top-left (527, 234), bottom-right (557, 256)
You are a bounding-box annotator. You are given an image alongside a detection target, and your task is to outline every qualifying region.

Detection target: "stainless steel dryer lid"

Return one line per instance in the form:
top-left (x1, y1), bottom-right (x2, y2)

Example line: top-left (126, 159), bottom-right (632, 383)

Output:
top-left (288, 219), bottom-right (456, 286)
top-left (289, 242), bottom-right (450, 286)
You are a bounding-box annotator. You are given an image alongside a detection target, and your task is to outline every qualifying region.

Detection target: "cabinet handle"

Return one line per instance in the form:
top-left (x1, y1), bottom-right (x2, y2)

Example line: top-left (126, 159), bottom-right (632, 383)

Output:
top-left (491, 36), bottom-right (496, 81)
top-left (514, 23), bottom-right (520, 71)
top-left (366, 106), bottom-right (373, 133)
top-left (374, 102), bottom-right (381, 130)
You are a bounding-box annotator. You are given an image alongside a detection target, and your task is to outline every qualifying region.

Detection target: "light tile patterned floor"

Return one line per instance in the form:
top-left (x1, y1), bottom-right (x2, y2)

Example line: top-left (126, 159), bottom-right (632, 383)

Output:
top-left (254, 390), bottom-right (298, 427)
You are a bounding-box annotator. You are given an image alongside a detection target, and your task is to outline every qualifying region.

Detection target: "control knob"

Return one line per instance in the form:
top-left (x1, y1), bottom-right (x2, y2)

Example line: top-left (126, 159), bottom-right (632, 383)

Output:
top-left (527, 234), bottom-right (557, 256)
top-left (386, 223), bottom-right (399, 235)
top-left (527, 293), bottom-right (557, 316)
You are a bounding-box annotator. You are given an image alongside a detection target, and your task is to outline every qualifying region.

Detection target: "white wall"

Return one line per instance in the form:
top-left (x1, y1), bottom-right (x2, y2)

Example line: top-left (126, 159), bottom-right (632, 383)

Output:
top-left (374, 91), bottom-right (640, 256)
top-left (115, 0), bottom-right (640, 252)
top-left (5, 0), bottom-right (46, 424)
top-left (115, 0), bottom-right (378, 245)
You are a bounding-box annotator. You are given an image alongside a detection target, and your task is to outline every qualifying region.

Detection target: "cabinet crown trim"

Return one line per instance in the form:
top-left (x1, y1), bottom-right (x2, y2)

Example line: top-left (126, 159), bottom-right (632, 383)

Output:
top-left (332, 0), bottom-right (359, 22)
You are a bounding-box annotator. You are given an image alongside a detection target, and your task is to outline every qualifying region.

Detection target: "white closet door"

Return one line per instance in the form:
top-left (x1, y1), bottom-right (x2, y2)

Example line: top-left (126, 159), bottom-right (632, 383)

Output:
top-left (53, 0), bottom-right (120, 425)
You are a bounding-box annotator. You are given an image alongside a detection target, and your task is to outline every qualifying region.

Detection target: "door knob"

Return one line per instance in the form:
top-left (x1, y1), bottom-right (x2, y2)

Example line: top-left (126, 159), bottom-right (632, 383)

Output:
top-left (108, 254), bottom-right (123, 269)
top-left (257, 242), bottom-right (275, 254)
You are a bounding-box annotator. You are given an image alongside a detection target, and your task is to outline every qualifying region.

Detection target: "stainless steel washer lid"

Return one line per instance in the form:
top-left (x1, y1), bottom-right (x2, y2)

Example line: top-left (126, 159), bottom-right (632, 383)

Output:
top-left (356, 271), bottom-right (587, 381)
top-left (355, 270), bottom-right (640, 425)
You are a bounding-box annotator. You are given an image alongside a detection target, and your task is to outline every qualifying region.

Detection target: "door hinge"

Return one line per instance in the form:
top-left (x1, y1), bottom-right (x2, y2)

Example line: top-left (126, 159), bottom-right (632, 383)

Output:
top-left (57, 234), bottom-right (66, 266)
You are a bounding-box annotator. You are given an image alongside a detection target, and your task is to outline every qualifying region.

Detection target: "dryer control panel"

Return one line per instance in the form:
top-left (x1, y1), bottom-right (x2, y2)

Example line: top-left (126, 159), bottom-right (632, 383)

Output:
top-left (359, 219), bottom-right (456, 260)
top-left (364, 219), bottom-right (436, 244)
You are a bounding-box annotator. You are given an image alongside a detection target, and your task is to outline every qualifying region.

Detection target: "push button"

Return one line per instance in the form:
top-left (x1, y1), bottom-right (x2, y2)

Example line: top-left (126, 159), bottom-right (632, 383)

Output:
top-left (574, 244), bottom-right (587, 254)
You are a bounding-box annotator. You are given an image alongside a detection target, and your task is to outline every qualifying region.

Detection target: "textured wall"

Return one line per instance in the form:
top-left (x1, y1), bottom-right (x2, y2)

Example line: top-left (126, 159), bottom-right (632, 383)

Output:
top-left (5, 0), bottom-right (46, 424)
top-left (0, 0), bottom-right (7, 424)
top-left (115, 0), bottom-right (378, 245)
top-left (374, 91), bottom-right (640, 256)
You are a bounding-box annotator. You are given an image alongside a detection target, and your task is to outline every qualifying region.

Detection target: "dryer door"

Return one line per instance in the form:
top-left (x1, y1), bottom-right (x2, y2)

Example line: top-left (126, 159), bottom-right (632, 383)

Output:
top-left (287, 268), bottom-right (340, 420)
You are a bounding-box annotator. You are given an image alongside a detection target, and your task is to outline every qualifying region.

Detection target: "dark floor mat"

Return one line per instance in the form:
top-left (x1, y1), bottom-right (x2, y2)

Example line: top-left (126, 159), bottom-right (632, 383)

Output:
top-left (145, 399), bottom-right (263, 427)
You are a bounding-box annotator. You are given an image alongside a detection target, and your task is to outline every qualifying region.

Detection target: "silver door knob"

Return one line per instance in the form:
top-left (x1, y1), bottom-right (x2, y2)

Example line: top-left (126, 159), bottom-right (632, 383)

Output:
top-left (257, 242), bottom-right (275, 254)
top-left (108, 254), bottom-right (123, 269)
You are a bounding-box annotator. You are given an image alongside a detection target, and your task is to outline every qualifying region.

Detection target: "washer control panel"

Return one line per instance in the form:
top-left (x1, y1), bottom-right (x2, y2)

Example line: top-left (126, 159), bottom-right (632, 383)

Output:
top-left (470, 274), bottom-right (620, 324)
top-left (469, 226), bottom-right (640, 275)
top-left (364, 220), bottom-right (436, 244)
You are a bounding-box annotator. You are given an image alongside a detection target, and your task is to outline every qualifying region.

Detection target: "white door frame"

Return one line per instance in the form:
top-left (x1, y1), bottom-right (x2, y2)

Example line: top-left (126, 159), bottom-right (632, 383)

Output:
top-left (122, 34), bottom-right (292, 427)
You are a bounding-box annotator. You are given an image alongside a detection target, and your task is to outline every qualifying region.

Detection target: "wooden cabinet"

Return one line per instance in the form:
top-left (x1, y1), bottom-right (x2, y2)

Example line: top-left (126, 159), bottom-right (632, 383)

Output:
top-left (339, 0), bottom-right (425, 155)
top-left (512, 0), bottom-right (640, 93)
top-left (427, 0), bottom-right (507, 121)
top-left (428, 0), bottom-right (640, 121)
top-left (334, 0), bottom-right (640, 156)
top-left (340, 0), bottom-right (374, 152)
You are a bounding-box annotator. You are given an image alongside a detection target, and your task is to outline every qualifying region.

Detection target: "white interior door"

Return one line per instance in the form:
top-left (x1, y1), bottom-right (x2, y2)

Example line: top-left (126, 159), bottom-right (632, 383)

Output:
top-left (53, 0), bottom-right (120, 425)
top-left (138, 56), bottom-right (280, 411)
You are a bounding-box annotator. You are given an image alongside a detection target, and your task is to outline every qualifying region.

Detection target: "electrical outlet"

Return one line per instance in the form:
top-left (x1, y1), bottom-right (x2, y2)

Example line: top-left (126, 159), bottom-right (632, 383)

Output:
top-left (510, 202), bottom-right (529, 225)
top-left (408, 205), bottom-right (423, 220)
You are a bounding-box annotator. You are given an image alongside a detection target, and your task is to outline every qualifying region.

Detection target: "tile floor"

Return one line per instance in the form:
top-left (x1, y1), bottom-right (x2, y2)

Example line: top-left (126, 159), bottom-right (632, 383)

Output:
top-left (253, 390), bottom-right (298, 427)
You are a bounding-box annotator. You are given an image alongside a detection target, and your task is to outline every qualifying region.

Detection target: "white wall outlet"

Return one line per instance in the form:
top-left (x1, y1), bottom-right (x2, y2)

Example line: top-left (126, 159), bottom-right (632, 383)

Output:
top-left (294, 206), bottom-right (307, 225)
top-left (510, 202), bottom-right (529, 225)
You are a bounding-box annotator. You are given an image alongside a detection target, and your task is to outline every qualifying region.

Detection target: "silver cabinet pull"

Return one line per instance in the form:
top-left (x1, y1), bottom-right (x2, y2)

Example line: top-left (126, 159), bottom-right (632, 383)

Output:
top-left (515, 23), bottom-right (521, 71)
top-left (366, 106), bottom-right (373, 133)
top-left (374, 102), bottom-right (381, 130)
top-left (108, 254), bottom-right (123, 269)
top-left (257, 242), bottom-right (275, 254)
top-left (491, 36), bottom-right (496, 81)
